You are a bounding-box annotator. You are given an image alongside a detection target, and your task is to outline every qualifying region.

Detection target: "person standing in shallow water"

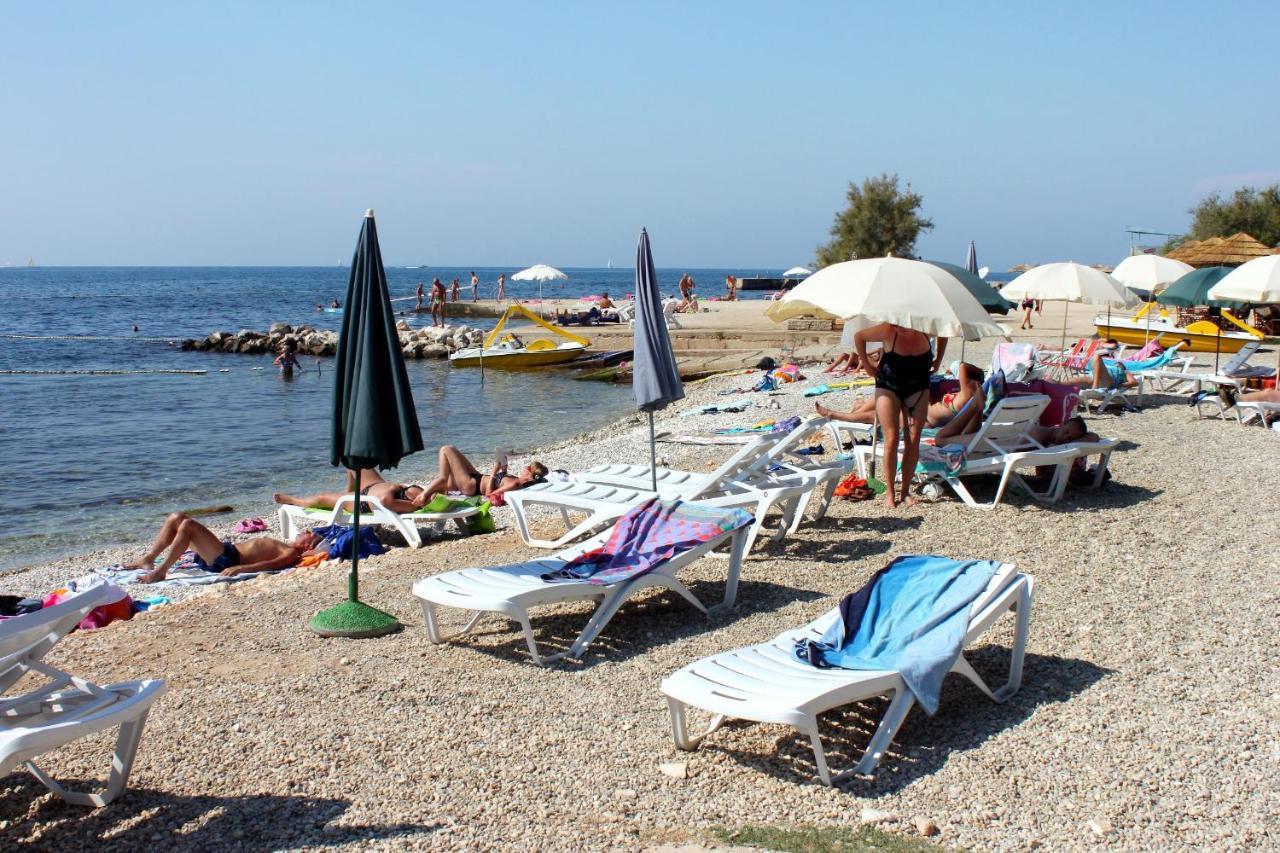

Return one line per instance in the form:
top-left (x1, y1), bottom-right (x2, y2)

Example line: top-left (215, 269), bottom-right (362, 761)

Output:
top-left (415, 280), bottom-right (425, 310)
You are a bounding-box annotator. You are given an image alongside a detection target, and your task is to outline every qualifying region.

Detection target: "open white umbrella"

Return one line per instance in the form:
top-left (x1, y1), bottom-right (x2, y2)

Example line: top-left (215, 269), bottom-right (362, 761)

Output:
top-left (999, 262), bottom-right (1139, 353)
top-left (1208, 255), bottom-right (1280, 378)
top-left (1110, 255), bottom-right (1193, 345)
top-left (511, 264), bottom-right (569, 317)
top-left (767, 258), bottom-right (1007, 496)
top-left (782, 266), bottom-right (813, 278)
top-left (767, 257), bottom-right (1007, 340)
top-left (1110, 254), bottom-right (1193, 294)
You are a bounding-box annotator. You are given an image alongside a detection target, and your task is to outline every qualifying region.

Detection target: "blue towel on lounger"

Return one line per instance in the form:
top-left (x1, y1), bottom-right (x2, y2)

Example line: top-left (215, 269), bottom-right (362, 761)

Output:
top-left (793, 555), bottom-right (999, 714)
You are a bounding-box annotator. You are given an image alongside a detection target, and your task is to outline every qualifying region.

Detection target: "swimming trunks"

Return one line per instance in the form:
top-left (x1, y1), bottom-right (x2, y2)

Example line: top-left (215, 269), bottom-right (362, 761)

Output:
top-left (875, 330), bottom-right (933, 407)
top-left (193, 540), bottom-right (240, 573)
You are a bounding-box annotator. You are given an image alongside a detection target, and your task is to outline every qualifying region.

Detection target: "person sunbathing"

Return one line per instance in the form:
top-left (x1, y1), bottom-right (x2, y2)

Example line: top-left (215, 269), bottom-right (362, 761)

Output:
top-left (1217, 385), bottom-right (1280, 408)
top-left (420, 445), bottom-right (548, 502)
top-left (1063, 351), bottom-right (1139, 391)
top-left (125, 512), bottom-right (323, 584)
top-left (824, 351), bottom-right (860, 374)
top-left (274, 468), bottom-right (430, 514)
top-left (817, 362), bottom-right (982, 431)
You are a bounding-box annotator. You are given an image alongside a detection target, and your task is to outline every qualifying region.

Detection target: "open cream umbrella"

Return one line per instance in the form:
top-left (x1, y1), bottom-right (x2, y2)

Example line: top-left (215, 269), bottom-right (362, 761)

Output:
top-left (768, 257), bottom-right (1007, 494)
top-left (1208, 255), bottom-right (1280, 378)
top-left (782, 266), bottom-right (813, 278)
top-left (1108, 255), bottom-right (1192, 343)
top-left (767, 257), bottom-right (1007, 339)
top-left (511, 264), bottom-right (569, 317)
top-left (999, 262), bottom-right (1139, 353)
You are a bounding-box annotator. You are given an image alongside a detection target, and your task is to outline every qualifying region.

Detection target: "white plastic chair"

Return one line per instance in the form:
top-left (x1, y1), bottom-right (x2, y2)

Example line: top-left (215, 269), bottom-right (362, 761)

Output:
top-left (278, 493), bottom-right (480, 548)
top-left (0, 586), bottom-right (166, 806)
top-left (412, 512), bottom-right (750, 665)
top-left (661, 563), bottom-right (1032, 785)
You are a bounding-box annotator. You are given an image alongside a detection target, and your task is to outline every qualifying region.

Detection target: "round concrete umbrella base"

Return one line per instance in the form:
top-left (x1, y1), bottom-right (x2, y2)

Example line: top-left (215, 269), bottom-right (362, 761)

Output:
top-left (308, 600), bottom-right (402, 639)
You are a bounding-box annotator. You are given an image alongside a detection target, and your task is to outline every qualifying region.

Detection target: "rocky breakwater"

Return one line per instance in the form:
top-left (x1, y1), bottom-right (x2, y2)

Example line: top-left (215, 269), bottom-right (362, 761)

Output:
top-left (180, 322), bottom-right (487, 359)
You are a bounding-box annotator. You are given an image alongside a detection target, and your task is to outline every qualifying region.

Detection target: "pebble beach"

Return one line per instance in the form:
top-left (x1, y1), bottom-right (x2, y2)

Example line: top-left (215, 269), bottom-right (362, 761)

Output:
top-left (3, 335), bottom-right (1278, 851)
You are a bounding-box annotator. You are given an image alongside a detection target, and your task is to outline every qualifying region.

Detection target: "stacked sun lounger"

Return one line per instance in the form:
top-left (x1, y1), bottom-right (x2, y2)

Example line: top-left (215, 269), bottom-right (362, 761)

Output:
top-left (1, 585), bottom-right (165, 806)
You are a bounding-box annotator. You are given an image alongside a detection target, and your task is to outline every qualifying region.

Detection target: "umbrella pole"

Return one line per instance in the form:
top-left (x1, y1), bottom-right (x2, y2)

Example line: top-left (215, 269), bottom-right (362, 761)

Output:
top-left (1060, 302), bottom-right (1069, 355)
top-left (1215, 325), bottom-right (1221, 373)
top-left (648, 410), bottom-right (658, 493)
top-left (349, 469), bottom-right (360, 602)
top-left (307, 466), bottom-right (401, 638)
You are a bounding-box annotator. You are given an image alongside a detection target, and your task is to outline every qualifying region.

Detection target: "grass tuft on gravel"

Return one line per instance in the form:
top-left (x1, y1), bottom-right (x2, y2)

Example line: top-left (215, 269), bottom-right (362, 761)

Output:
top-left (712, 824), bottom-right (940, 852)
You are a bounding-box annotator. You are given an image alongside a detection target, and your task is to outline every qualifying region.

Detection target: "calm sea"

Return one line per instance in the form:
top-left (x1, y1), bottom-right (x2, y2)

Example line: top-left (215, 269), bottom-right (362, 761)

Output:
top-left (0, 265), bottom-right (777, 573)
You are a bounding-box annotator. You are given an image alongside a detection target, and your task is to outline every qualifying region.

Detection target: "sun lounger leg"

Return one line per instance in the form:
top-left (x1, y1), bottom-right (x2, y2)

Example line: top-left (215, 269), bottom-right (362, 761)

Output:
top-left (567, 574), bottom-right (707, 659)
top-left (802, 722), bottom-right (834, 786)
top-left (396, 515), bottom-right (423, 548)
top-left (712, 528), bottom-right (749, 612)
top-left (950, 581), bottom-right (1032, 702)
top-left (420, 601), bottom-right (486, 644)
top-left (667, 697), bottom-right (728, 751)
top-left (850, 687), bottom-right (916, 777)
top-left (26, 710), bottom-right (151, 807)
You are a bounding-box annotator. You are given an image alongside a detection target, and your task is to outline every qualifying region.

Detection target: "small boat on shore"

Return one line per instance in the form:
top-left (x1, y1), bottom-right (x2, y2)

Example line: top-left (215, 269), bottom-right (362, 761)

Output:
top-left (449, 304), bottom-right (590, 368)
top-left (1094, 303), bottom-right (1263, 353)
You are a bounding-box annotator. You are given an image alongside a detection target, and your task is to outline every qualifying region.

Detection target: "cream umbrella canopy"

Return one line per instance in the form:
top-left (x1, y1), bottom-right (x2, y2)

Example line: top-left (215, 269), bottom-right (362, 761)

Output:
top-left (1110, 254), bottom-right (1193, 296)
top-left (767, 257), bottom-right (1006, 498)
top-left (511, 264), bottom-right (569, 317)
top-left (999, 262), bottom-right (1140, 352)
top-left (1207, 255), bottom-right (1280, 378)
top-left (782, 266), bottom-right (813, 278)
top-left (766, 257), bottom-right (1007, 340)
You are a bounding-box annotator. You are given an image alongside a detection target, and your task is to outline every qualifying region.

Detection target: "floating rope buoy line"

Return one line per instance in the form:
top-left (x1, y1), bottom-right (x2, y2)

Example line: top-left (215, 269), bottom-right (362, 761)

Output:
top-left (0, 368), bottom-right (208, 376)
top-left (0, 333), bottom-right (177, 343)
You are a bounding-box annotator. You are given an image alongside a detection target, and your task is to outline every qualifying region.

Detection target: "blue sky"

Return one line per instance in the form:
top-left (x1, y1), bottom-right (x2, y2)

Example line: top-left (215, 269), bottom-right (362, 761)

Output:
top-left (3, 2), bottom-right (1277, 269)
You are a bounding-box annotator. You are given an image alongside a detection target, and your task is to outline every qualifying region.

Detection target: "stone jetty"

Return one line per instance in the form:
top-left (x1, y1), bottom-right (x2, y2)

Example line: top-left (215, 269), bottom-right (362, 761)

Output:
top-left (180, 322), bottom-right (486, 359)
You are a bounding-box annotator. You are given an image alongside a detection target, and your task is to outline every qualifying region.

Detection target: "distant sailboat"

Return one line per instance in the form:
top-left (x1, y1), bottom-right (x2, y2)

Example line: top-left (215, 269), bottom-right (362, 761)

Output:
top-left (606, 258), bottom-right (613, 269)
top-left (26, 258), bottom-right (34, 267)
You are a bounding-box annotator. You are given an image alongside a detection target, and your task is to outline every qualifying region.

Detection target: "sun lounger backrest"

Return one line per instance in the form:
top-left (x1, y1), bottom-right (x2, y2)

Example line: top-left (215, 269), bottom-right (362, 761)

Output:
top-left (964, 395), bottom-right (1049, 459)
top-left (749, 416), bottom-right (829, 469)
top-left (1222, 340), bottom-right (1261, 374)
top-left (692, 430), bottom-right (789, 496)
top-left (0, 585), bottom-right (112, 693)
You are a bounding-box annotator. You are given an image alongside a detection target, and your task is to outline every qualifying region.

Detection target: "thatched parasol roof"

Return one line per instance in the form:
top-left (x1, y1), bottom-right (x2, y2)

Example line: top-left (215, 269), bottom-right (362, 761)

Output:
top-left (1167, 232), bottom-right (1277, 267)
top-left (1008, 263), bottom-right (1035, 273)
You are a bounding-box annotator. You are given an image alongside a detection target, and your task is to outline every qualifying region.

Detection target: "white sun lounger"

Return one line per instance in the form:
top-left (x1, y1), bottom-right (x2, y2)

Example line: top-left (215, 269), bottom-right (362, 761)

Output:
top-left (1, 585), bottom-right (166, 806)
top-left (506, 430), bottom-right (811, 552)
top-left (1139, 340), bottom-right (1263, 400)
top-left (661, 563), bottom-right (1032, 785)
top-left (851, 395), bottom-right (1077, 509)
top-left (412, 513), bottom-right (750, 665)
top-left (278, 493), bottom-right (481, 548)
top-left (584, 417), bottom-right (848, 532)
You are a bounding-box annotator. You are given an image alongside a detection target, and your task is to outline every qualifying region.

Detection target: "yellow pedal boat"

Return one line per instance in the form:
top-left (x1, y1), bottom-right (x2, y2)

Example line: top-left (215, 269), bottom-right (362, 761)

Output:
top-left (449, 304), bottom-right (591, 369)
top-left (1094, 303), bottom-right (1263, 353)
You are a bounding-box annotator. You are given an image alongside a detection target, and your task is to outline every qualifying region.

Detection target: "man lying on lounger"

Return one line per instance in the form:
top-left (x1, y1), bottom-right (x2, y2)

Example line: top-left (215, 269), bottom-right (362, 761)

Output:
top-left (125, 512), bottom-right (324, 584)
top-left (817, 362), bottom-right (985, 430)
top-left (273, 447), bottom-right (549, 512)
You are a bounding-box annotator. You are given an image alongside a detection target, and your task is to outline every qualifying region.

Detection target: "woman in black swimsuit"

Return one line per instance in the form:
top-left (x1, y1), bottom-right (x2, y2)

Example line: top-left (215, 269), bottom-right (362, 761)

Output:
top-left (855, 323), bottom-right (946, 508)
top-left (419, 445), bottom-right (548, 503)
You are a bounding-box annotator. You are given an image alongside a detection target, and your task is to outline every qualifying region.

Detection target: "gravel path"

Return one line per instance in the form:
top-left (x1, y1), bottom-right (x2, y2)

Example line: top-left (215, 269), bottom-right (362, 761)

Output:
top-left (2, 343), bottom-right (1277, 851)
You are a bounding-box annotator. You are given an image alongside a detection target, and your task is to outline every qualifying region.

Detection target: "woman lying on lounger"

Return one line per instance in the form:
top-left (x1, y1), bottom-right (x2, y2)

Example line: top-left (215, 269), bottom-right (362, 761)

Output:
top-left (274, 447), bottom-right (548, 512)
top-left (816, 362), bottom-right (984, 431)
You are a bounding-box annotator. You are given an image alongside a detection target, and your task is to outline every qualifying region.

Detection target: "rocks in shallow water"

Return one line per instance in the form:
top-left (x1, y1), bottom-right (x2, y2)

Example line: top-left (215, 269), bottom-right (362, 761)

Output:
top-left (181, 323), bottom-right (480, 359)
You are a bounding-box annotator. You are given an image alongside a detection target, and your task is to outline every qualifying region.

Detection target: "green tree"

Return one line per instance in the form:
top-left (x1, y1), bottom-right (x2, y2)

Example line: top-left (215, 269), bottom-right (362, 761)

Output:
top-left (1185, 184), bottom-right (1280, 247)
top-left (816, 174), bottom-right (933, 267)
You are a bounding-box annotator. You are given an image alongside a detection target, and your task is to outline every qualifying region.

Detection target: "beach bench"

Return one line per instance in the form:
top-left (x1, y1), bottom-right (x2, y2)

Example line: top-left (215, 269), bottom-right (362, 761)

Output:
top-left (660, 562), bottom-right (1032, 785)
top-left (412, 504), bottom-right (751, 665)
top-left (1, 585), bottom-right (166, 806)
top-left (278, 493), bottom-right (481, 548)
